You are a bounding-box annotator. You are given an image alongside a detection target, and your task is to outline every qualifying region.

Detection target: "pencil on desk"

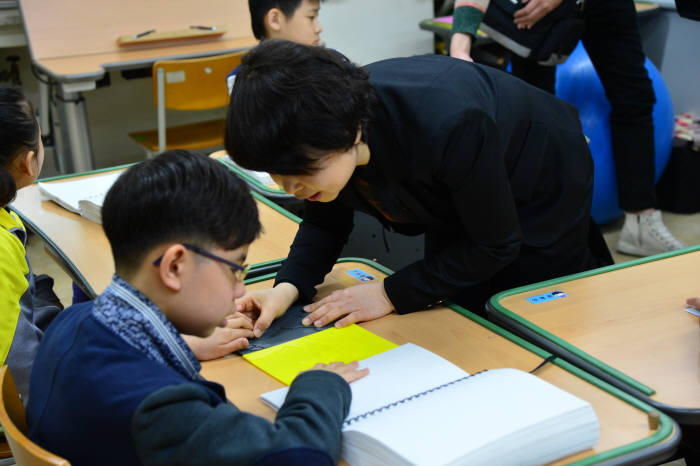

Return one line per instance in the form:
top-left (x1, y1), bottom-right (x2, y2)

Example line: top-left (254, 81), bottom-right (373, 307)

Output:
top-left (134, 29), bottom-right (155, 39)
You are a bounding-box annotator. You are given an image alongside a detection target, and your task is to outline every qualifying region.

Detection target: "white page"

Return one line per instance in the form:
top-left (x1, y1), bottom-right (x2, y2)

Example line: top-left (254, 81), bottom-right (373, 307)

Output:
top-left (38, 172), bottom-right (122, 213)
top-left (342, 368), bottom-right (599, 466)
top-left (260, 343), bottom-right (469, 420)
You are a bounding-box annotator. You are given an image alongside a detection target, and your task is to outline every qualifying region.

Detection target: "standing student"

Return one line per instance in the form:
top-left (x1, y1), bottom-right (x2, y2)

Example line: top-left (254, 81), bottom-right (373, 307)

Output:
top-left (225, 40), bottom-right (612, 336)
top-left (0, 86), bottom-right (62, 401)
top-left (28, 151), bottom-right (367, 465)
top-left (227, 0), bottom-right (323, 92)
top-left (451, 0), bottom-right (685, 256)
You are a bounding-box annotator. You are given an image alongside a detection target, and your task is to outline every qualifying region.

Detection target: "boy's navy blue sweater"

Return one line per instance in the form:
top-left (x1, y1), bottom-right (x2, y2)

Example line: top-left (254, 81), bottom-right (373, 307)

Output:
top-left (28, 302), bottom-right (351, 465)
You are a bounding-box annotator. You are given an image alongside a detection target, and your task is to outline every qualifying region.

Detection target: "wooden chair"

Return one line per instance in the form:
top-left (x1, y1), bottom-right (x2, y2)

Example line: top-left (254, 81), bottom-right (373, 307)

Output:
top-left (128, 51), bottom-right (244, 157)
top-left (0, 366), bottom-right (70, 466)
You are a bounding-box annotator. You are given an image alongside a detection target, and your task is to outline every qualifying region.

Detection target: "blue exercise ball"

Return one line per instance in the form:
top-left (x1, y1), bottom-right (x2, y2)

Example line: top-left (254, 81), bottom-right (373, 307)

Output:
top-left (555, 42), bottom-right (674, 224)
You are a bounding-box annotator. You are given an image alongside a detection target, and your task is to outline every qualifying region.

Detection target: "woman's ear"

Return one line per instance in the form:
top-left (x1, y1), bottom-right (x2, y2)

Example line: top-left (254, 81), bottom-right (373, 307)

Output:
top-left (157, 244), bottom-right (188, 291)
top-left (265, 8), bottom-right (284, 34)
top-left (354, 128), bottom-right (362, 145)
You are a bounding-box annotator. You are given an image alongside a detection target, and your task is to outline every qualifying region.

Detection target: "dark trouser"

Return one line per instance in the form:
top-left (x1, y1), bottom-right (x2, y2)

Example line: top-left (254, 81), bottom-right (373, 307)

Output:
top-left (427, 219), bottom-right (613, 317)
top-left (510, 0), bottom-right (657, 212)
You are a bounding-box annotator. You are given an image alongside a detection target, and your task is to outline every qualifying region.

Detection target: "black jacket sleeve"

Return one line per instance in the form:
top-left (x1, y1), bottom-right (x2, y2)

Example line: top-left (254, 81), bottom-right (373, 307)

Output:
top-left (384, 110), bottom-right (523, 314)
top-left (132, 371), bottom-right (351, 465)
top-left (273, 200), bottom-right (355, 302)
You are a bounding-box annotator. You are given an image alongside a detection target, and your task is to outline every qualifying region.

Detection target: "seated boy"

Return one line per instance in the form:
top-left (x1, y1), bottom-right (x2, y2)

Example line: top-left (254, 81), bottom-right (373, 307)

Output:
top-left (228, 0), bottom-right (323, 92)
top-left (27, 150), bottom-right (366, 465)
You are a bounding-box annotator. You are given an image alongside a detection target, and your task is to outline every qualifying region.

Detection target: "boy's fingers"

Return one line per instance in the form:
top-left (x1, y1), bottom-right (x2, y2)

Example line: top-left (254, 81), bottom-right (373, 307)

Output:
top-left (227, 314), bottom-right (254, 329)
top-left (224, 337), bottom-right (249, 352)
top-left (344, 367), bottom-right (369, 383)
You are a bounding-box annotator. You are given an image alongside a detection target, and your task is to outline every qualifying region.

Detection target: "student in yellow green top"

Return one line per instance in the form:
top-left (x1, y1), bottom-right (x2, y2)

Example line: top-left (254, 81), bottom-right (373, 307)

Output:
top-left (0, 85), bottom-right (62, 401)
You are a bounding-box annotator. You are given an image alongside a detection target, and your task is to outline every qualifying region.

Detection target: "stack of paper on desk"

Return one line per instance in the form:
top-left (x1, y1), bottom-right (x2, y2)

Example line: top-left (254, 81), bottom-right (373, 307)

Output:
top-left (38, 172), bottom-right (121, 224)
top-left (261, 343), bottom-right (600, 466)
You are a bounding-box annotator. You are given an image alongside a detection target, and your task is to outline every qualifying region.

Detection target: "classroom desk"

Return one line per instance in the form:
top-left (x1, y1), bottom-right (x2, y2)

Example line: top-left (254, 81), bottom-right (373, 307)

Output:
top-left (19, 0), bottom-right (257, 173)
top-left (201, 259), bottom-right (680, 465)
top-left (487, 246), bottom-right (700, 428)
top-left (210, 150), bottom-right (291, 200)
top-left (9, 163), bottom-right (300, 298)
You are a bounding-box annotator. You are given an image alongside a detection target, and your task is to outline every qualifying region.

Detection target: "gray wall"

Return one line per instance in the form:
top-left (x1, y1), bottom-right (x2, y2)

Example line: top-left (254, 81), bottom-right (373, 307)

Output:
top-left (639, 9), bottom-right (700, 115)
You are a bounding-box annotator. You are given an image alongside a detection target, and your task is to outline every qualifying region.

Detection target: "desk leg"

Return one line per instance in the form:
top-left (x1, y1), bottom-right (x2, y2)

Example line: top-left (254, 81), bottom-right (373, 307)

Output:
top-left (56, 83), bottom-right (95, 173)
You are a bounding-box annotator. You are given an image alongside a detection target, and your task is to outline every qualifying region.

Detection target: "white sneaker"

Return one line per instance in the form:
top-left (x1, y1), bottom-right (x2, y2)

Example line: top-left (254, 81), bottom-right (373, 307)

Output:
top-left (616, 210), bottom-right (685, 256)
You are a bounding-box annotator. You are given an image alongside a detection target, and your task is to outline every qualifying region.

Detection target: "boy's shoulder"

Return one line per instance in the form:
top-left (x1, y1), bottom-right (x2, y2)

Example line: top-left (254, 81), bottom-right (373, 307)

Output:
top-left (30, 301), bottom-right (196, 412)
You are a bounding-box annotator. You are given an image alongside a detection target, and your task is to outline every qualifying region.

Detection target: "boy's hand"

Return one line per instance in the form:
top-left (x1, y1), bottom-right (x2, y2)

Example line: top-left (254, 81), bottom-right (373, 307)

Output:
top-left (183, 313), bottom-right (254, 361)
top-left (687, 297), bottom-right (700, 309)
top-left (302, 282), bottom-right (394, 328)
top-left (450, 32), bottom-right (474, 62)
top-left (236, 283), bottom-right (299, 338)
top-left (305, 361), bottom-right (369, 383)
top-left (513, 0), bottom-right (563, 29)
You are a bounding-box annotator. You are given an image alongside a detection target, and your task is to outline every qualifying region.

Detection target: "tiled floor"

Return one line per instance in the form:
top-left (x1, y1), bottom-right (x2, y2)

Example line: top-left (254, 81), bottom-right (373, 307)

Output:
top-left (602, 211), bottom-right (700, 265)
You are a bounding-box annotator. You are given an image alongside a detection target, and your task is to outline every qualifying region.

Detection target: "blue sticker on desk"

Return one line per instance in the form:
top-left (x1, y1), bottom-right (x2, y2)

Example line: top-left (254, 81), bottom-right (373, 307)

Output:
top-left (526, 290), bottom-right (568, 304)
top-left (346, 268), bottom-right (376, 282)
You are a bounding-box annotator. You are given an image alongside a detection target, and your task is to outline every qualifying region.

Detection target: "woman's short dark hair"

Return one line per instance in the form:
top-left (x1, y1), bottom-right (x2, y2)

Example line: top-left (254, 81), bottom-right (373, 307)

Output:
top-left (0, 85), bottom-right (40, 206)
top-left (249, 0), bottom-right (303, 40)
top-left (102, 150), bottom-right (262, 275)
top-left (225, 40), bottom-right (376, 175)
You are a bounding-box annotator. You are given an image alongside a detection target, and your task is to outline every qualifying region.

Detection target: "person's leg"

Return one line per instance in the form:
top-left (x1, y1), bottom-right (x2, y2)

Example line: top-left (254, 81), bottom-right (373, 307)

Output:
top-left (449, 217), bottom-right (611, 318)
top-left (509, 54), bottom-right (557, 94)
top-left (582, 0), bottom-right (683, 255)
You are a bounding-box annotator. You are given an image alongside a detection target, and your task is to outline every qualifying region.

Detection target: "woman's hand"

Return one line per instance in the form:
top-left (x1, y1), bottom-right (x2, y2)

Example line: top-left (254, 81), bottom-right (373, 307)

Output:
top-left (302, 282), bottom-right (394, 328)
top-left (450, 32), bottom-right (474, 62)
top-left (236, 282), bottom-right (299, 337)
top-left (513, 0), bottom-right (564, 29)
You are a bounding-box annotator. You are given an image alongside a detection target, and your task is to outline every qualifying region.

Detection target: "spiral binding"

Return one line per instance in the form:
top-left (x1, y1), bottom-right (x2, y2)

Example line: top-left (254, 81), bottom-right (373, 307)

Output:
top-left (343, 369), bottom-right (489, 427)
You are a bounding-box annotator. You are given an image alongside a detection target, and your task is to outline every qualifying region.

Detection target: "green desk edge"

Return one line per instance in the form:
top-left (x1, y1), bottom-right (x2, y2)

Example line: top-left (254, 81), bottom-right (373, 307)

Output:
top-left (10, 160), bottom-right (302, 299)
top-left (217, 158), bottom-right (290, 198)
top-left (489, 244), bottom-right (700, 400)
top-left (245, 257), bottom-right (679, 466)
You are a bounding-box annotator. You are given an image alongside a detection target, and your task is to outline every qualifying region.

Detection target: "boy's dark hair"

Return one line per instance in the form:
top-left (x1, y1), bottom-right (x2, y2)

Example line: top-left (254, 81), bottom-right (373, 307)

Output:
top-left (249, 0), bottom-right (303, 40)
top-left (0, 85), bottom-right (40, 206)
top-left (102, 150), bottom-right (262, 275)
top-left (225, 40), bottom-right (376, 175)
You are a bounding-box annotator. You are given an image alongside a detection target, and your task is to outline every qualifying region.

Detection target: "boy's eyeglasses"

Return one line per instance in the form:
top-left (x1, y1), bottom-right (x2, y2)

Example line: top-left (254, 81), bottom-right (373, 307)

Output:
top-left (153, 244), bottom-right (250, 282)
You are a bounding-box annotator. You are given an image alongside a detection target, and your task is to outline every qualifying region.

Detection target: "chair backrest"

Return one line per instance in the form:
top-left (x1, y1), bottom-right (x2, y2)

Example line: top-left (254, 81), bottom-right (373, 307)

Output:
top-left (152, 51), bottom-right (245, 111)
top-left (0, 366), bottom-right (70, 466)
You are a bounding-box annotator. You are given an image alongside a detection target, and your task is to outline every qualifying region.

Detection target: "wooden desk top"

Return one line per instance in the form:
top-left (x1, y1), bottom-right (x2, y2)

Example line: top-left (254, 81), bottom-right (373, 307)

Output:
top-left (10, 165), bottom-right (299, 296)
top-left (490, 247), bottom-right (700, 422)
top-left (201, 260), bottom-right (678, 465)
top-left (210, 150), bottom-right (288, 198)
top-left (32, 36), bottom-right (257, 82)
top-left (19, 0), bottom-right (256, 81)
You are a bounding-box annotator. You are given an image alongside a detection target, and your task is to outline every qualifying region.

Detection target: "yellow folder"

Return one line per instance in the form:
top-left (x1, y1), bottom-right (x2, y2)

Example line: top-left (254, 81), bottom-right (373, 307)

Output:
top-left (243, 324), bottom-right (398, 385)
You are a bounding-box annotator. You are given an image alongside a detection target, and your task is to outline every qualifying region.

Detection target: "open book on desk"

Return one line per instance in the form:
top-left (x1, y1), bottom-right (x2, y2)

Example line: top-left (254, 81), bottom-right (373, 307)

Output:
top-left (37, 171), bottom-right (121, 224)
top-left (261, 343), bottom-right (600, 466)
